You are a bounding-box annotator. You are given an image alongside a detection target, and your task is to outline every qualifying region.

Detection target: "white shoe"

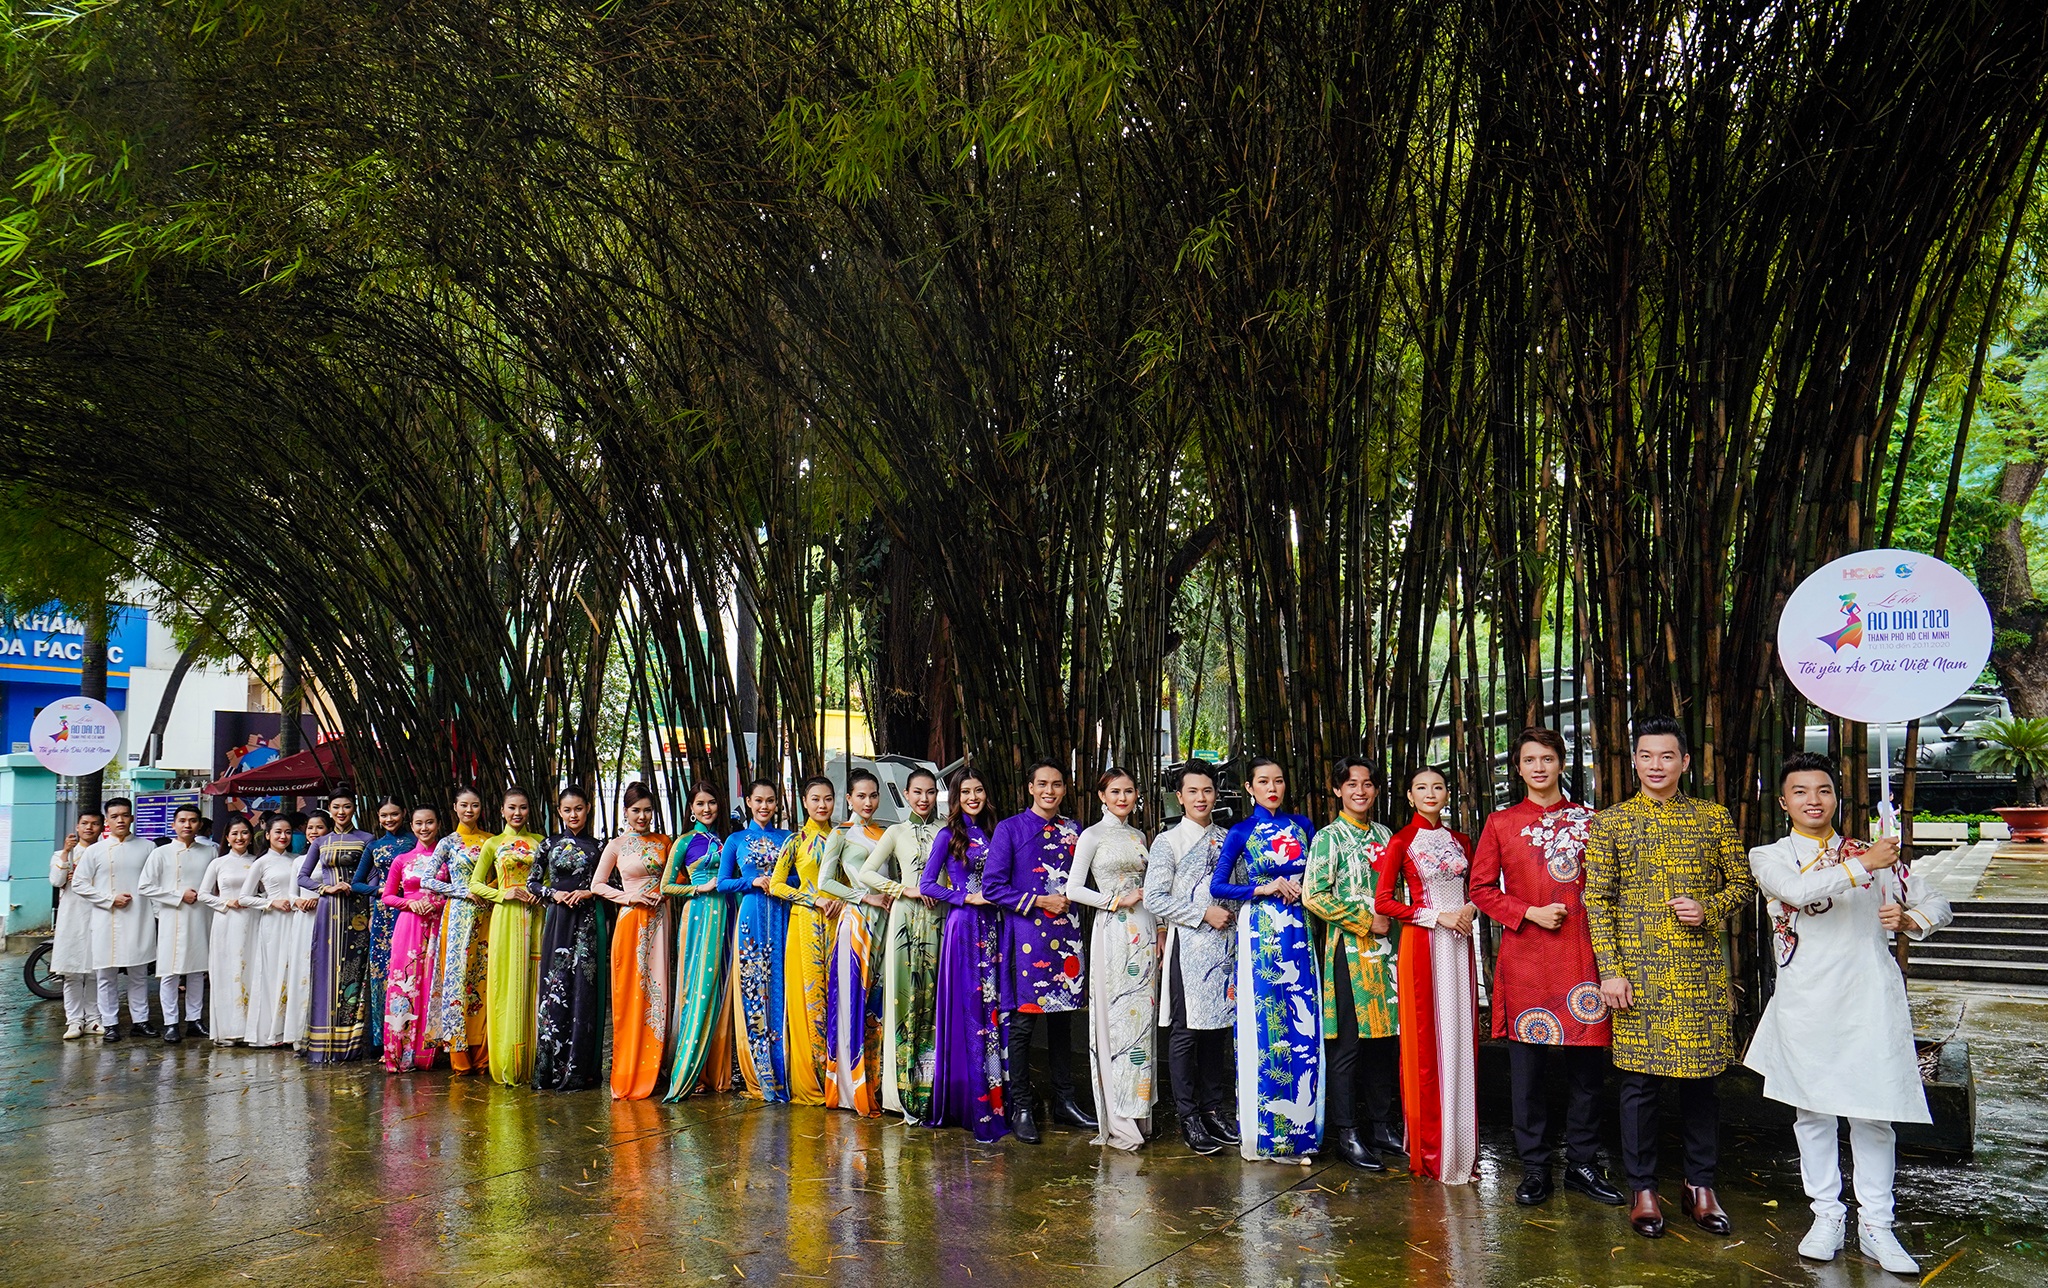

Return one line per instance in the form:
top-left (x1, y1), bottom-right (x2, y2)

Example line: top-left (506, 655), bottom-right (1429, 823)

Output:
top-left (62, 1024), bottom-right (83, 1040)
top-left (1798, 1214), bottom-right (1845, 1261)
top-left (86, 1019), bottom-right (104, 1036)
top-left (1859, 1221), bottom-right (1919, 1275)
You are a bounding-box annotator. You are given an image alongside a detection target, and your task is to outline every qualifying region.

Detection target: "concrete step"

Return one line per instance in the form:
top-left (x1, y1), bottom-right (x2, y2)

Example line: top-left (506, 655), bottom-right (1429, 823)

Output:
top-left (1922, 926), bottom-right (2048, 948)
top-left (1910, 956), bottom-right (2048, 986)
top-left (1957, 899), bottom-right (2048, 914)
top-left (1911, 941), bottom-right (2048, 964)
top-left (1948, 909), bottom-right (2048, 930)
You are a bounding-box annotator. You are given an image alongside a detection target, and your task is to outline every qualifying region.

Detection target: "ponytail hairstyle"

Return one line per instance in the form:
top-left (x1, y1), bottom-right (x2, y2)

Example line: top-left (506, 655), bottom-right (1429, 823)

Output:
top-left (945, 766), bottom-right (993, 868)
top-left (622, 780), bottom-right (657, 810)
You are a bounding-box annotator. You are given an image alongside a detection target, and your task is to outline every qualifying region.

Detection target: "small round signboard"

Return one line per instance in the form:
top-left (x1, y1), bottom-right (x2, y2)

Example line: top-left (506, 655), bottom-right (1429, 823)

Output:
top-left (1777, 548), bottom-right (1992, 724)
top-left (29, 695), bottom-right (123, 776)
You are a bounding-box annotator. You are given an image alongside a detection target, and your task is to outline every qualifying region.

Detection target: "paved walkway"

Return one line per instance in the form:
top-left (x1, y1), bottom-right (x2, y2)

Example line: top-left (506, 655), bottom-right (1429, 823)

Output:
top-left (3, 961), bottom-right (2042, 1285)
top-left (1910, 840), bottom-right (2048, 903)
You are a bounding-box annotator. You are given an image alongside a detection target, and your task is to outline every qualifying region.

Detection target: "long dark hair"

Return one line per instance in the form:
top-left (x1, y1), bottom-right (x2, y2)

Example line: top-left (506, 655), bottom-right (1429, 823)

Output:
top-left (944, 767), bottom-right (993, 868)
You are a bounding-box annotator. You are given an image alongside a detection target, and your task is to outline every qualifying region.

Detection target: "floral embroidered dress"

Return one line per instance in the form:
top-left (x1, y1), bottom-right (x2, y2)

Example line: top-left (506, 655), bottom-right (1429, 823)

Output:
top-left (1374, 816), bottom-right (1480, 1183)
top-left (856, 814), bottom-right (944, 1120)
top-left (769, 819), bottom-right (835, 1106)
top-left (661, 824), bottom-right (736, 1100)
top-left (469, 827), bottom-right (545, 1086)
top-left (920, 819), bottom-right (1009, 1141)
top-left (350, 830), bottom-right (412, 1052)
top-left (529, 832), bottom-right (608, 1091)
top-left (718, 819), bottom-right (792, 1102)
top-left (1301, 816), bottom-right (1398, 1041)
top-left (420, 823), bottom-right (493, 1072)
top-left (1068, 815), bottom-right (1158, 1150)
top-left (380, 843), bottom-right (446, 1072)
top-left (1213, 805), bottom-right (1323, 1161)
top-left (817, 819), bottom-right (888, 1116)
top-left (595, 830), bottom-right (674, 1100)
top-left (1469, 797), bottom-right (1610, 1047)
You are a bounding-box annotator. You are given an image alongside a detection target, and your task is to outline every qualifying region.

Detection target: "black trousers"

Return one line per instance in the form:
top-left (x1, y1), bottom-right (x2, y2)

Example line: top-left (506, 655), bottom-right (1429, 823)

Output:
top-left (1617, 1070), bottom-right (1720, 1191)
top-left (1166, 946), bottom-right (1233, 1120)
top-left (1006, 1010), bottom-right (1077, 1096)
top-left (1323, 949), bottom-right (1399, 1132)
top-left (1509, 1041), bottom-right (1607, 1168)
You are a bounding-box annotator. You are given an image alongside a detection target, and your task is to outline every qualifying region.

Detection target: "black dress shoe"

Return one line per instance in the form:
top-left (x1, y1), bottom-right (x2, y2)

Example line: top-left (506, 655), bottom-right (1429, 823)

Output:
top-left (1368, 1125), bottom-right (1406, 1155)
top-left (1180, 1116), bottom-right (1223, 1155)
top-left (1202, 1110), bottom-right (1240, 1145)
top-left (1048, 1088), bottom-right (1098, 1131)
top-left (187, 1018), bottom-right (209, 1039)
top-left (1515, 1166), bottom-right (1554, 1206)
top-left (1009, 1093), bottom-right (1042, 1145)
top-left (101, 1027), bottom-right (123, 1043)
top-left (1331, 1127), bottom-right (1386, 1172)
top-left (136, 1022), bottom-right (158, 1038)
top-left (163, 1021), bottom-right (182, 1044)
top-left (1563, 1162), bottom-right (1626, 1206)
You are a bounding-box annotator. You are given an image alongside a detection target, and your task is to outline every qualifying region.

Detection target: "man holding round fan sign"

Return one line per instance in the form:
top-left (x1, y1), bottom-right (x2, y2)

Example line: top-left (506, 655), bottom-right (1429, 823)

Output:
top-left (1746, 549), bottom-right (1982, 1276)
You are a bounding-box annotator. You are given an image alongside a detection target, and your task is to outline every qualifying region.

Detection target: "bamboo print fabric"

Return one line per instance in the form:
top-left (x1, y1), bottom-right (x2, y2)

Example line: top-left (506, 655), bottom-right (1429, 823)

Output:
top-left (1302, 817), bottom-right (1398, 1040)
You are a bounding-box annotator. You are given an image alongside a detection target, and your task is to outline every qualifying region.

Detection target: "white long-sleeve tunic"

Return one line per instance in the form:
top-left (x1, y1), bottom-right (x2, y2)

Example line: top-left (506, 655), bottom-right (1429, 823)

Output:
top-left (1742, 831), bottom-right (1951, 1122)
top-left (71, 836), bottom-right (160, 970)
top-left (49, 848), bottom-right (95, 975)
top-left (139, 839), bottom-right (220, 975)
top-left (199, 851), bottom-right (258, 1042)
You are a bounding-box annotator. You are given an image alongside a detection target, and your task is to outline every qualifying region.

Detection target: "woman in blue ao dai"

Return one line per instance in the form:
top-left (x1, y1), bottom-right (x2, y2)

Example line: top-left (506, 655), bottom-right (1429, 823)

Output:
top-left (718, 780), bottom-right (793, 1101)
top-left (1211, 757), bottom-right (1323, 1163)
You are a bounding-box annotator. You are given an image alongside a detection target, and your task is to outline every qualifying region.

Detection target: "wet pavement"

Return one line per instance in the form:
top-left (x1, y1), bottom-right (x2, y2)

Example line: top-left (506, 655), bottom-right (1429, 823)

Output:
top-left (3, 962), bottom-right (2043, 1286)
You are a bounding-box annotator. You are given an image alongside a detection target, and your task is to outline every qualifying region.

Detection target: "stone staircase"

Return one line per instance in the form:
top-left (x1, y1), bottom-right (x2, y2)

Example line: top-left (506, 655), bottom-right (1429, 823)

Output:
top-left (1912, 900), bottom-right (2048, 987)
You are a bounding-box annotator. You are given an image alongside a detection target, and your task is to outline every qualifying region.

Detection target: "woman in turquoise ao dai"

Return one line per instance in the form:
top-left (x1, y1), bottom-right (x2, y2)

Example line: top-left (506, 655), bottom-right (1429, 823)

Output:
top-left (662, 783), bottom-right (736, 1099)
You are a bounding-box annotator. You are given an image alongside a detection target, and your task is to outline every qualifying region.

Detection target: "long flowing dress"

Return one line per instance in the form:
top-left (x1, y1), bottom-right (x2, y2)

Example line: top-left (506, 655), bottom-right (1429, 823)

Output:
top-left (198, 849), bottom-right (257, 1043)
top-left (1213, 805), bottom-right (1323, 1162)
top-left (421, 823), bottom-right (493, 1073)
top-left (381, 843), bottom-right (446, 1073)
top-left (1068, 815), bottom-right (1159, 1150)
top-left (856, 814), bottom-right (943, 1121)
top-left (818, 819), bottom-right (888, 1116)
top-left (769, 819), bottom-right (835, 1107)
top-left (469, 827), bottom-right (545, 1086)
top-left (595, 831), bottom-right (674, 1101)
top-left (920, 821), bottom-right (1009, 1142)
top-left (351, 830), bottom-right (412, 1053)
top-left (530, 832), bottom-right (609, 1091)
top-left (238, 849), bottom-right (307, 1048)
top-left (718, 820), bottom-right (792, 1102)
top-left (1374, 816), bottom-right (1480, 1184)
top-left (662, 824), bottom-right (736, 1100)
top-left (299, 829), bottom-right (372, 1063)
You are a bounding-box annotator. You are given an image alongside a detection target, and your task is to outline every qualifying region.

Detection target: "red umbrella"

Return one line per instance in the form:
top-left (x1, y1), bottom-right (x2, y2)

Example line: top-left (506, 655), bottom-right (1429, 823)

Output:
top-left (201, 740), bottom-right (356, 796)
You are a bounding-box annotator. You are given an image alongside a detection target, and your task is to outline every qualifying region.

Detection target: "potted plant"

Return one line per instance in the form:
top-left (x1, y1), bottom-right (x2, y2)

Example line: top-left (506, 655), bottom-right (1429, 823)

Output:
top-left (1974, 716), bottom-right (2048, 842)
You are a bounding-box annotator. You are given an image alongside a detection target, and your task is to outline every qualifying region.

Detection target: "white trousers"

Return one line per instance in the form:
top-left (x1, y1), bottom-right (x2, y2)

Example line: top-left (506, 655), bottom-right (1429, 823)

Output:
top-left (96, 967), bottom-right (153, 1028)
top-left (61, 973), bottom-right (93, 1026)
top-left (160, 972), bottom-right (207, 1022)
top-left (1795, 1108), bottom-right (1896, 1227)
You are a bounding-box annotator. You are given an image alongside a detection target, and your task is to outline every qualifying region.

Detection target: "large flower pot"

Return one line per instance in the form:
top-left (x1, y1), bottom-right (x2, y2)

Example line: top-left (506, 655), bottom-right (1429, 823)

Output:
top-left (1993, 806), bottom-right (2048, 844)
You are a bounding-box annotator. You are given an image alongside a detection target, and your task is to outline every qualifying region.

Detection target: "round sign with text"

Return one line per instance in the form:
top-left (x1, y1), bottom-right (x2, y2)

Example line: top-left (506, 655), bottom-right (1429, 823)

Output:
top-left (28, 695), bottom-right (123, 776)
top-left (1777, 549), bottom-right (1992, 724)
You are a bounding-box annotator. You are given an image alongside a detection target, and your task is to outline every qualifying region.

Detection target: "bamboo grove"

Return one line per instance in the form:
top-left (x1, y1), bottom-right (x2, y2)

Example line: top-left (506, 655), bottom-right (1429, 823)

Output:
top-left (2, 0), bottom-right (2046, 857)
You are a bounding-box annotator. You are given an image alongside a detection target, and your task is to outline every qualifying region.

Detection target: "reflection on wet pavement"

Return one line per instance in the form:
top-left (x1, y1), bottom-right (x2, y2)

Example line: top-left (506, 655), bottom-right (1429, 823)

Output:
top-left (2, 963), bottom-right (2042, 1285)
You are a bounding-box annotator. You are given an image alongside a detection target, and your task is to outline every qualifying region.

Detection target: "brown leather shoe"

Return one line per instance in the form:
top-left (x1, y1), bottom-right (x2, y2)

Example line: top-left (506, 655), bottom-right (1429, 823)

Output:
top-left (1630, 1188), bottom-right (1665, 1238)
top-left (1681, 1184), bottom-right (1731, 1236)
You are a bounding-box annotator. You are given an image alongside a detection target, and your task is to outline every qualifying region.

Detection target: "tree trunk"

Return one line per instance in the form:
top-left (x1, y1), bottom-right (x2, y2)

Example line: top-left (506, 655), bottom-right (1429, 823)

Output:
top-left (77, 591), bottom-right (110, 815)
top-left (1980, 457), bottom-right (2048, 717)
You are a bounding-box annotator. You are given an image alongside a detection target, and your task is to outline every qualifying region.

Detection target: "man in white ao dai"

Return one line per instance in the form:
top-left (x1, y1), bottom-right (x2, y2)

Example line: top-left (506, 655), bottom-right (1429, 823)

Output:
top-left (1743, 753), bottom-right (1951, 1277)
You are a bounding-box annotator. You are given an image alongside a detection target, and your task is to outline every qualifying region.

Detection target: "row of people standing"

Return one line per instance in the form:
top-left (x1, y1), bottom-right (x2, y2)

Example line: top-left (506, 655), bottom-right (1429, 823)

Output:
top-left (41, 722), bottom-right (1943, 1274)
